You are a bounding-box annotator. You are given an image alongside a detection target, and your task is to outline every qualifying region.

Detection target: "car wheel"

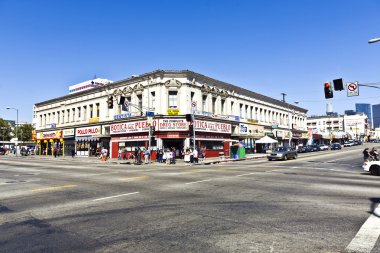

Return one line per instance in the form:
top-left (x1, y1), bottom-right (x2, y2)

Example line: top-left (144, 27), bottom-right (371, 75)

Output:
top-left (268, 158), bottom-right (272, 161)
top-left (294, 154), bottom-right (297, 159)
top-left (283, 155), bottom-right (287, 161)
top-left (370, 165), bottom-right (380, 175)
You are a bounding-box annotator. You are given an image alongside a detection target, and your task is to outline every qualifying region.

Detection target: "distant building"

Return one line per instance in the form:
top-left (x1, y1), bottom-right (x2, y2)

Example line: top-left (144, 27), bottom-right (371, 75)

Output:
top-left (372, 104), bottom-right (380, 129)
top-left (356, 103), bottom-right (372, 129)
top-left (326, 102), bottom-right (333, 114)
top-left (344, 110), bottom-right (356, 116)
top-left (343, 113), bottom-right (369, 140)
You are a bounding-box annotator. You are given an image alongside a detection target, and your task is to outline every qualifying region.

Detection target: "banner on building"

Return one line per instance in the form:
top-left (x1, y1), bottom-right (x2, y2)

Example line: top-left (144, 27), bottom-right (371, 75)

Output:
top-left (156, 118), bottom-right (188, 131)
top-left (194, 120), bottom-right (231, 133)
top-left (76, 126), bottom-right (101, 137)
top-left (110, 121), bottom-right (149, 135)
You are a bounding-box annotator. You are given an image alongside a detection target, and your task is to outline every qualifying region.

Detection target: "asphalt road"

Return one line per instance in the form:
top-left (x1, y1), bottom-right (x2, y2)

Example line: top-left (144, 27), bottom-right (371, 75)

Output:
top-left (0, 144), bottom-right (379, 253)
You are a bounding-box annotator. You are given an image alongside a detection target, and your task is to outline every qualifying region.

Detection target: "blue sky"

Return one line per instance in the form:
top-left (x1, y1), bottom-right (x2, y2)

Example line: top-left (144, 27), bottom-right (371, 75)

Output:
top-left (1, 0), bottom-right (380, 122)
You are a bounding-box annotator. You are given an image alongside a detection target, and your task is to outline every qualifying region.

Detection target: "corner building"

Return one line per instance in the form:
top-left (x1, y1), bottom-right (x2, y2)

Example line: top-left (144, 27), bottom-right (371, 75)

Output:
top-left (34, 70), bottom-right (308, 158)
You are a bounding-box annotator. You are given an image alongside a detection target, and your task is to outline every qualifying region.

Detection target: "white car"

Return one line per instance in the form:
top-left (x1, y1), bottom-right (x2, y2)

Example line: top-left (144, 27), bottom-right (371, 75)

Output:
top-left (319, 144), bottom-right (329, 151)
top-left (362, 161), bottom-right (380, 176)
top-left (343, 141), bottom-right (354, 147)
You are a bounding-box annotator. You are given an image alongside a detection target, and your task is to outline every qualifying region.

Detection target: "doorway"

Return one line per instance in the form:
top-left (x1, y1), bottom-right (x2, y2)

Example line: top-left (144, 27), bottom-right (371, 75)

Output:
top-left (162, 138), bottom-right (184, 158)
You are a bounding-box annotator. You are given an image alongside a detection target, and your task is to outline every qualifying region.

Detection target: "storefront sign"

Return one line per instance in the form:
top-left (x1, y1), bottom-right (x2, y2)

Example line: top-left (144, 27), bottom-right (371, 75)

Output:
top-left (114, 113), bottom-right (131, 119)
top-left (76, 126), bottom-right (101, 137)
top-left (89, 117), bottom-right (99, 123)
top-left (110, 121), bottom-right (149, 135)
top-left (193, 111), bottom-right (240, 121)
top-left (167, 109), bottom-right (180, 115)
top-left (194, 120), bottom-right (231, 133)
top-left (112, 135), bottom-right (149, 141)
top-left (37, 131), bottom-right (62, 140)
top-left (239, 123), bottom-right (248, 135)
top-left (63, 128), bottom-right (75, 138)
top-left (157, 119), bottom-right (188, 131)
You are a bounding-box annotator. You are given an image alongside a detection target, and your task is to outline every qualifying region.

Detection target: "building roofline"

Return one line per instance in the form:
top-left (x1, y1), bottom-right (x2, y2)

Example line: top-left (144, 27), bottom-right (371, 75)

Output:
top-left (34, 69), bottom-right (308, 113)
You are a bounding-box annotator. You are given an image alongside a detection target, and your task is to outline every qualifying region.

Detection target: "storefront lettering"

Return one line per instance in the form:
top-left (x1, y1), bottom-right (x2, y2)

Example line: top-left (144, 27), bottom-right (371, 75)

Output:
top-left (110, 121), bottom-right (149, 135)
top-left (76, 126), bottom-right (101, 137)
top-left (194, 120), bottom-right (231, 133)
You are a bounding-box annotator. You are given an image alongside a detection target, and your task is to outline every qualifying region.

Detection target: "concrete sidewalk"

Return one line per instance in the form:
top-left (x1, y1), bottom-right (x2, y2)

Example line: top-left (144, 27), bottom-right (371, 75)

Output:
top-left (1, 153), bottom-right (268, 166)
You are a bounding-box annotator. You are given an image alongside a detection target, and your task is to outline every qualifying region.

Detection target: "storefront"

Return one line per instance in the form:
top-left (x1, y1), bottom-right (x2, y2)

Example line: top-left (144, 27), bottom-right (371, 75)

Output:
top-left (236, 123), bottom-right (265, 153)
top-left (154, 118), bottom-right (188, 157)
top-left (75, 125), bottom-right (102, 157)
top-left (63, 128), bottom-right (75, 157)
top-left (36, 130), bottom-right (63, 156)
top-left (110, 120), bottom-right (155, 159)
top-left (193, 119), bottom-right (232, 157)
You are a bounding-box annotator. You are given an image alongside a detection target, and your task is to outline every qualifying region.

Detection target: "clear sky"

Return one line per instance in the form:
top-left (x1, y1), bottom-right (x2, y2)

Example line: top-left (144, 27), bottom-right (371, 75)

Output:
top-left (1, 0), bottom-right (380, 122)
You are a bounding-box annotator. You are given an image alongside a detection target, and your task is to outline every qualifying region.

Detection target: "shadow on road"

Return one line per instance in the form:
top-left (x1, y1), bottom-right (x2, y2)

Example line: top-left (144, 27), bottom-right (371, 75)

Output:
top-left (369, 197), bottom-right (380, 218)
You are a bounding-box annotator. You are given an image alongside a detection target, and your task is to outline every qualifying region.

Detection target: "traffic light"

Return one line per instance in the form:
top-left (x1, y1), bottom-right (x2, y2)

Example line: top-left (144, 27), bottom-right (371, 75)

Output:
top-left (324, 82), bottom-right (333, 99)
top-left (107, 96), bottom-right (113, 109)
top-left (151, 126), bottom-right (156, 136)
top-left (186, 114), bottom-right (194, 122)
top-left (333, 78), bottom-right (344, 91)
top-left (189, 125), bottom-right (194, 136)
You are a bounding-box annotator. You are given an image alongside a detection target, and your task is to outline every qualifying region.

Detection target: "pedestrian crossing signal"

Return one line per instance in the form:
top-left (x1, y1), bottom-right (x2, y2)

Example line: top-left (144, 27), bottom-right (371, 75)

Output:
top-left (107, 96), bottom-right (113, 109)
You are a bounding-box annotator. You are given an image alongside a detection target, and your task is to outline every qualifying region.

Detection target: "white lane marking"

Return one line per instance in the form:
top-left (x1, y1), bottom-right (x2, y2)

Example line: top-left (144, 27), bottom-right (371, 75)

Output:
top-left (92, 192), bottom-right (139, 201)
top-left (236, 172), bottom-right (256, 177)
top-left (345, 205), bottom-right (380, 253)
top-left (185, 179), bottom-right (211, 185)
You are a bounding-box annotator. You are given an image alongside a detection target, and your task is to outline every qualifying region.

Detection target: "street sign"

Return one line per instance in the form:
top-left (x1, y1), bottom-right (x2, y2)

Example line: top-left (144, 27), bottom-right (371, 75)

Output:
top-left (146, 111), bottom-right (154, 117)
top-left (191, 101), bottom-right (197, 108)
top-left (347, 82), bottom-right (359, 97)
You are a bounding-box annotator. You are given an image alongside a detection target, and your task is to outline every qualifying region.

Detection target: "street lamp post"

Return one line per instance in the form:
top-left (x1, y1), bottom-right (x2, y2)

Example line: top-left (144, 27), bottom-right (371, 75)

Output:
top-left (6, 107), bottom-right (18, 156)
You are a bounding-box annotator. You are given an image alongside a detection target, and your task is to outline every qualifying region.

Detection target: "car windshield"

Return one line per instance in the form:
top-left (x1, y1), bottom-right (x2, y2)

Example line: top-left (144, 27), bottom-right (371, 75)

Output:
top-left (274, 147), bottom-right (288, 152)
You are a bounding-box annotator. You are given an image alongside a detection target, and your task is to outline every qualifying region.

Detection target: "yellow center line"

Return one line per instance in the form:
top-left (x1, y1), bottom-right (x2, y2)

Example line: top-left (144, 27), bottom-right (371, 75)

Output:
top-left (32, 184), bottom-right (77, 192)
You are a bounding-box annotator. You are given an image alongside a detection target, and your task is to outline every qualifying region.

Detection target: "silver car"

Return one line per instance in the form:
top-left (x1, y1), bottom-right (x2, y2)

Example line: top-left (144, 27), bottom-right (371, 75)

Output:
top-left (267, 147), bottom-right (297, 161)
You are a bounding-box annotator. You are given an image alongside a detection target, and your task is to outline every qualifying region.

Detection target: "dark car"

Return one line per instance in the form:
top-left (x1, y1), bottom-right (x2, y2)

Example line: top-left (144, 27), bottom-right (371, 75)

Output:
top-left (310, 145), bottom-right (321, 152)
top-left (267, 147), bottom-right (297, 161)
top-left (330, 143), bottom-right (342, 150)
top-left (297, 146), bottom-right (311, 153)
top-left (353, 140), bottom-right (362, 145)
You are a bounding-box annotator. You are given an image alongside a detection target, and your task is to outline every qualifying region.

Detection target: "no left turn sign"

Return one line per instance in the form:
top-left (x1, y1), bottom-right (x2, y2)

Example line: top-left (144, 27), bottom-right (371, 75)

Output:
top-left (347, 81), bottom-right (359, 97)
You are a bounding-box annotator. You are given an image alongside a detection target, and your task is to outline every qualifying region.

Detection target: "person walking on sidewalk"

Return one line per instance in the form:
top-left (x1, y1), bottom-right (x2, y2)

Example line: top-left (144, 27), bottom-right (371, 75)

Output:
top-left (71, 148), bottom-right (76, 158)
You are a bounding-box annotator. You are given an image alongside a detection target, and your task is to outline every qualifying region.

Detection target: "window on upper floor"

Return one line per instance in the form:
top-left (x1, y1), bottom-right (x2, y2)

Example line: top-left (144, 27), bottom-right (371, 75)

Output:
top-left (221, 99), bottom-right (226, 115)
top-left (212, 97), bottom-right (217, 114)
top-left (96, 103), bottom-right (100, 118)
top-left (202, 95), bottom-right (207, 112)
top-left (151, 92), bottom-right (155, 109)
top-left (89, 105), bottom-right (93, 118)
top-left (137, 94), bottom-right (143, 112)
top-left (168, 91), bottom-right (177, 108)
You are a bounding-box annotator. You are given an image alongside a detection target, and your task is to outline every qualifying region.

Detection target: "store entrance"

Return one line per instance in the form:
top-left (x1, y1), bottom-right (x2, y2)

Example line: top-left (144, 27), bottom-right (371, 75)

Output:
top-left (162, 138), bottom-right (184, 158)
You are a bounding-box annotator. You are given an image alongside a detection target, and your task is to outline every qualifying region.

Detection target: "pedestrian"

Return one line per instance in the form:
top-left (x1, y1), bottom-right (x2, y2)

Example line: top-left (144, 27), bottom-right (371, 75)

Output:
top-left (166, 149), bottom-right (172, 165)
top-left (71, 148), bottom-right (76, 158)
top-left (193, 148), bottom-right (198, 163)
top-left (190, 148), bottom-right (194, 163)
top-left (137, 147), bottom-right (141, 163)
top-left (363, 148), bottom-right (371, 163)
top-left (118, 148), bottom-right (122, 160)
top-left (162, 149), bottom-right (167, 164)
top-left (370, 147), bottom-right (379, 161)
top-left (157, 149), bottom-right (162, 163)
top-left (134, 147), bottom-right (138, 163)
top-left (144, 149), bottom-right (150, 164)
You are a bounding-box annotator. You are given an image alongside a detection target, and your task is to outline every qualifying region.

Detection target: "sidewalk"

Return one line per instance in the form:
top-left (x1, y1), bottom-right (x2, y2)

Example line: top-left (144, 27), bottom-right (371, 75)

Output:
top-left (2, 153), bottom-right (268, 166)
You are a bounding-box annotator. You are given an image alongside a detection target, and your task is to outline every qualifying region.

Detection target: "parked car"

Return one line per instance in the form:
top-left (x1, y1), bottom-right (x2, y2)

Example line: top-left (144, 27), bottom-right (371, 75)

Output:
top-left (343, 141), bottom-right (354, 147)
top-left (310, 145), bottom-right (321, 152)
top-left (362, 161), bottom-right (380, 176)
top-left (267, 147), bottom-right (297, 161)
top-left (297, 146), bottom-right (308, 153)
top-left (319, 144), bottom-right (329, 151)
top-left (330, 143), bottom-right (342, 150)
top-left (353, 140), bottom-right (362, 145)
top-left (0, 147), bottom-right (5, 155)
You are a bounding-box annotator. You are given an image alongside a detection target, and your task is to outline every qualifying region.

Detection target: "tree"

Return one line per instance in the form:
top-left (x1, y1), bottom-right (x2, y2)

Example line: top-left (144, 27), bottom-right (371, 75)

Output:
top-left (17, 124), bottom-right (34, 142)
top-left (0, 118), bottom-right (11, 141)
